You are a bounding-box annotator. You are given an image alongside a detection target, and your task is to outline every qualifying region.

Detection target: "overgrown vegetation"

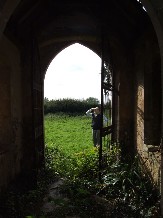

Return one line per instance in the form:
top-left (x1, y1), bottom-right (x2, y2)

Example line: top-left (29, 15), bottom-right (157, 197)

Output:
top-left (1, 114), bottom-right (161, 218)
top-left (44, 113), bottom-right (160, 217)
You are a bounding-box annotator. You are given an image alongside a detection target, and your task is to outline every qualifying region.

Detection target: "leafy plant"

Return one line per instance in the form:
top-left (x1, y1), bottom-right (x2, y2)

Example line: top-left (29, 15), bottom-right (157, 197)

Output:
top-left (2, 114), bottom-right (160, 218)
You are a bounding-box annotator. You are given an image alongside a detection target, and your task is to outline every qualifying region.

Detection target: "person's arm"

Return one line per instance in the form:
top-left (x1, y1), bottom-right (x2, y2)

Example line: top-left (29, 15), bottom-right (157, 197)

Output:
top-left (86, 108), bottom-right (94, 117)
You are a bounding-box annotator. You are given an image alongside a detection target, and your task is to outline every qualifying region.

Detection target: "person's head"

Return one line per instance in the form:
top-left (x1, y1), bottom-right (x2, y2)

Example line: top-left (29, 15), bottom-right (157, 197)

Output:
top-left (94, 107), bottom-right (100, 114)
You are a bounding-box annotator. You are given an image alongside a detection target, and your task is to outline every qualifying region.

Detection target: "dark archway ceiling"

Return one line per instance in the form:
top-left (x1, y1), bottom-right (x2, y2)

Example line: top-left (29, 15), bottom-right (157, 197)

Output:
top-left (5, 0), bottom-right (150, 73)
top-left (6, 0), bottom-right (149, 44)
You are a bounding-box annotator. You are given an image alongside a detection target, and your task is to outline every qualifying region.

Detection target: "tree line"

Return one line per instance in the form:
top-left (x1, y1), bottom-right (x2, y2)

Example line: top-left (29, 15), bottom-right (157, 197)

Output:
top-left (44, 97), bottom-right (100, 115)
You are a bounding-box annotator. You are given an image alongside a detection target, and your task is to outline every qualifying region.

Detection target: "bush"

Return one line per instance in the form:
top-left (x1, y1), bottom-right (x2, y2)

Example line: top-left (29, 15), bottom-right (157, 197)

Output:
top-left (44, 97), bottom-right (100, 115)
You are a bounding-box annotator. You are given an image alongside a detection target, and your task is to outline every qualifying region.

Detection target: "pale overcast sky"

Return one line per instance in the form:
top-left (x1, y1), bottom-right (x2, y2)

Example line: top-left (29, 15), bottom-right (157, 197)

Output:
top-left (44, 43), bottom-right (101, 101)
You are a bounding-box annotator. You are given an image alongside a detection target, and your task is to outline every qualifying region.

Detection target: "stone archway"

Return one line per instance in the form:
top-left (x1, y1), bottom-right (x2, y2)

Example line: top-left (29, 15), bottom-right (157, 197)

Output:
top-left (0, 0), bottom-right (163, 214)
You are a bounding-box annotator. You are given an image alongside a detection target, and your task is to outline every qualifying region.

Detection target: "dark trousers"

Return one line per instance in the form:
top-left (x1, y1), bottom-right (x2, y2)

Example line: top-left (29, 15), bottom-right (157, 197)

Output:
top-left (92, 129), bottom-right (100, 147)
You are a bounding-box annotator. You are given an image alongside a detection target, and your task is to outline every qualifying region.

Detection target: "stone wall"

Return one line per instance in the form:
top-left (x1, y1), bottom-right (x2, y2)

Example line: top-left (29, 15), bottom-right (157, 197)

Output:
top-left (0, 35), bottom-right (23, 192)
top-left (134, 26), bottom-right (161, 187)
top-left (0, 0), bottom-right (163, 204)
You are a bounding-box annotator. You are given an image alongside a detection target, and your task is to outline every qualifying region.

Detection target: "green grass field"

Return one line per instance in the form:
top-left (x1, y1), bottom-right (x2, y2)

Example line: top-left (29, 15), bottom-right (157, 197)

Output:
top-left (44, 113), bottom-right (93, 153)
top-left (44, 113), bottom-right (100, 180)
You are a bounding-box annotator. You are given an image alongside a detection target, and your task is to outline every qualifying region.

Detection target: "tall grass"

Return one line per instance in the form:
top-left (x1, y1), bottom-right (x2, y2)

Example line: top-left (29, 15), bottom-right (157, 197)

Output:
top-left (45, 113), bottom-right (93, 152)
top-left (44, 114), bottom-right (161, 217)
top-left (2, 114), bottom-right (160, 218)
top-left (44, 113), bottom-right (100, 181)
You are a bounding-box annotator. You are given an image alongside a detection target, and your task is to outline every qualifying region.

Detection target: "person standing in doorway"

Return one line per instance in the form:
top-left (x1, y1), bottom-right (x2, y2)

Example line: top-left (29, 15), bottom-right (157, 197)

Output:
top-left (86, 106), bottom-right (107, 147)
